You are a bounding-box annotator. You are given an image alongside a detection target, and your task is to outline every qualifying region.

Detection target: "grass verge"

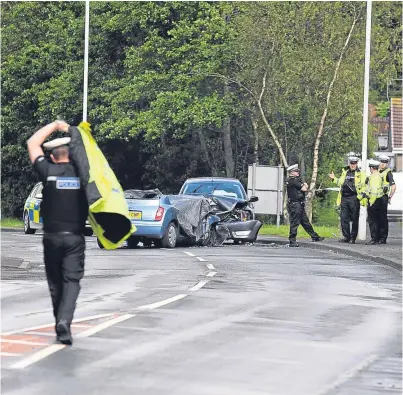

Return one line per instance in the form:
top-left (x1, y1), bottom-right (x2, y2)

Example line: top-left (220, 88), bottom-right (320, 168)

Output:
top-left (0, 218), bottom-right (24, 228)
top-left (259, 224), bottom-right (340, 239)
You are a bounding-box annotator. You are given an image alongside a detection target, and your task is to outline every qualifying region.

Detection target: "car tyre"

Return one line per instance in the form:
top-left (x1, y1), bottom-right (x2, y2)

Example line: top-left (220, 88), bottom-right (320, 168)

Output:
top-left (127, 237), bottom-right (139, 249)
top-left (159, 222), bottom-right (177, 248)
top-left (24, 212), bottom-right (36, 234)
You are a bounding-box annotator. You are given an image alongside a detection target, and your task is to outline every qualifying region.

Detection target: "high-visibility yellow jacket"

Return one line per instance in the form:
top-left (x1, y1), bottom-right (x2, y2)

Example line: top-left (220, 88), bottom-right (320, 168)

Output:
top-left (358, 173), bottom-right (384, 207)
top-left (332, 167), bottom-right (366, 206)
top-left (380, 168), bottom-right (392, 195)
top-left (69, 122), bottom-right (136, 249)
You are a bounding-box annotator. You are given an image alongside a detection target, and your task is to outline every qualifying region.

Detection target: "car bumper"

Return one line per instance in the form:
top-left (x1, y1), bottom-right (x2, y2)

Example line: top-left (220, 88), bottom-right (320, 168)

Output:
top-left (225, 220), bottom-right (262, 242)
top-left (130, 220), bottom-right (165, 239)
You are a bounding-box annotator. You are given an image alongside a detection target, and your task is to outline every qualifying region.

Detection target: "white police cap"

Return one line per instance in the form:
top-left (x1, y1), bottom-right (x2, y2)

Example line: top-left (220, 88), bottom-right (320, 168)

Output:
top-left (287, 164), bottom-right (300, 172)
top-left (378, 154), bottom-right (390, 163)
top-left (368, 159), bottom-right (380, 167)
top-left (348, 156), bottom-right (359, 163)
top-left (43, 137), bottom-right (71, 150)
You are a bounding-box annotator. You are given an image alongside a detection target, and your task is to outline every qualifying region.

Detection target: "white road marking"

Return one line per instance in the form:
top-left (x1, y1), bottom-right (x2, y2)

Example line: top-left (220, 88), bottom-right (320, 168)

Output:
top-left (0, 338), bottom-right (49, 346)
top-left (206, 271), bottom-right (217, 277)
top-left (138, 294), bottom-right (187, 310)
top-left (18, 261), bottom-right (30, 269)
top-left (189, 280), bottom-right (209, 291)
top-left (183, 252), bottom-right (195, 257)
top-left (1, 352), bottom-right (23, 357)
top-left (24, 331), bottom-right (56, 337)
top-left (315, 354), bottom-right (378, 395)
top-left (10, 344), bottom-right (66, 369)
top-left (76, 314), bottom-right (135, 338)
top-left (206, 263), bottom-right (215, 270)
top-left (196, 256), bottom-right (207, 262)
top-left (2, 313), bottom-right (115, 335)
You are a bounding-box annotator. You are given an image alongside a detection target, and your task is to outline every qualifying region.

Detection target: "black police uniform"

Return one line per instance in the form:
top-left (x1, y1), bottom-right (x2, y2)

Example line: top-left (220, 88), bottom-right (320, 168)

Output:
top-left (340, 169), bottom-right (361, 242)
top-left (34, 155), bottom-right (88, 327)
top-left (286, 176), bottom-right (320, 244)
top-left (379, 169), bottom-right (395, 243)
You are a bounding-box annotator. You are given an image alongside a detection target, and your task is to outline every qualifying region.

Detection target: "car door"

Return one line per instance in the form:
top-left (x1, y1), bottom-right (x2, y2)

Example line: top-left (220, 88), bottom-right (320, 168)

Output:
top-left (26, 183), bottom-right (43, 227)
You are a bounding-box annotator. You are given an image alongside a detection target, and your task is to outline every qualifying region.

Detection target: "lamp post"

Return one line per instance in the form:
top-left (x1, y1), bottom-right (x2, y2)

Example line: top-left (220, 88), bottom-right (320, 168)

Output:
top-left (358, 0), bottom-right (372, 241)
top-left (83, 0), bottom-right (90, 122)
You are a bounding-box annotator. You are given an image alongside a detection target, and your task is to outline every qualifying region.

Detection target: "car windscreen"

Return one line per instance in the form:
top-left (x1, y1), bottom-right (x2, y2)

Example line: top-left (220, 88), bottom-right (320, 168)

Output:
top-left (183, 182), bottom-right (245, 199)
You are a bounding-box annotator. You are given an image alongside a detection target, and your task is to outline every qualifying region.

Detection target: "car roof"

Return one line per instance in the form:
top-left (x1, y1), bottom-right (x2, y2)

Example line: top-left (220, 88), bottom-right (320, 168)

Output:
top-left (184, 177), bottom-right (240, 183)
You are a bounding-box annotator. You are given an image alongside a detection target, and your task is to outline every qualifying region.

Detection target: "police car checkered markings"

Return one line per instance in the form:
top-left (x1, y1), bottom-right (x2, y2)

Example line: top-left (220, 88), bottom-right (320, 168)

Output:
top-left (55, 177), bottom-right (81, 190)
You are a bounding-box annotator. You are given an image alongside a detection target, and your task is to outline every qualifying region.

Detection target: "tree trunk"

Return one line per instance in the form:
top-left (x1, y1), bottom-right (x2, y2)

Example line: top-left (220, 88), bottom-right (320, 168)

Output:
top-left (251, 114), bottom-right (259, 164)
top-left (305, 15), bottom-right (358, 222)
top-left (222, 85), bottom-right (235, 177)
top-left (196, 128), bottom-right (218, 176)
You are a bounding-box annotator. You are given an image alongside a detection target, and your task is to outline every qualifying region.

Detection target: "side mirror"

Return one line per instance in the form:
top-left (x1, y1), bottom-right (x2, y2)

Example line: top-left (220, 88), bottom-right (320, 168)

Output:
top-left (249, 196), bottom-right (259, 203)
top-left (36, 193), bottom-right (43, 199)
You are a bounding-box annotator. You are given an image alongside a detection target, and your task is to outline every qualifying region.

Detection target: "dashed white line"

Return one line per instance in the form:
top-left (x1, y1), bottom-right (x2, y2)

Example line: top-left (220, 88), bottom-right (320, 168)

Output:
top-left (18, 261), bottom-right (30, 269)
top-left (196, 256), bottom-right (207, 262)
top-left (189, 280), bottom-right (210, 291)
top-left (206, 271), bottom-right (217, 277)
top-left (1, 352), bottom-right (23, 357)
top-left (10, 344), bottom-right (66, 369)
top-left (183, 252), bottom-right (195, 257)
top-left (138, 294), bottom-right (188, 310)
top-left (206, 263), bottom-right (215, 270)
top-left (76, 314), bottom-right (135, 338)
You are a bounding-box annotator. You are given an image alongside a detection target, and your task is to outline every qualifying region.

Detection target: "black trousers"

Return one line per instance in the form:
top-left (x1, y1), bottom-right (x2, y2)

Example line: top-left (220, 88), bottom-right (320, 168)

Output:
top-left (367, 198), bottom-right (382, 242)
top-left (43, 233), bottom-right (85, 325)
top-left (288, 202), bottom-right (319, 242)
top-left (379, 195), bottom-right (389, 242)
top-left (340, 195), bottom-right (360, 241)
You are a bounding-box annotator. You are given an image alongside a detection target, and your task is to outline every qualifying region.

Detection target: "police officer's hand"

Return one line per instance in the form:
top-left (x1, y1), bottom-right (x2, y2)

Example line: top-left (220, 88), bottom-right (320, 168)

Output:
top-left (55, 120), bottom-right (70, 133)
top-left (388, 197), bottom-right (392, 204)
top-left (329, 171), bottom-right (335, 180)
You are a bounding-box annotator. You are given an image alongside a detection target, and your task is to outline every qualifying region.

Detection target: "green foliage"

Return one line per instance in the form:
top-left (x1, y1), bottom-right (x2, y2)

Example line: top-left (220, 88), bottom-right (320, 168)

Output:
top-left (259, 224), bottom-right (340, 239)
top-left (375, 101), bottom-right (390, 118)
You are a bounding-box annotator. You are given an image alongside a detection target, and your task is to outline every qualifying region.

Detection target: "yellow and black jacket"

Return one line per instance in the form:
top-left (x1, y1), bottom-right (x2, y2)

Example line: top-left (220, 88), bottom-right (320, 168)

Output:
top-left (69, 122), bottom-right (136, 249)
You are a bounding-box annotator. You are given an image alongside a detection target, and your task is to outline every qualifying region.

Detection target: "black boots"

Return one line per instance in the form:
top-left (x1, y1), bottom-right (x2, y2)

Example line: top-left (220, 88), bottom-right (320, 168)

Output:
top-left (289, 241), bottom-right (299, 247)
top-left (312, 237), bottom-right (324, 242)
top-left (56, 320), bottom-right (73, 345)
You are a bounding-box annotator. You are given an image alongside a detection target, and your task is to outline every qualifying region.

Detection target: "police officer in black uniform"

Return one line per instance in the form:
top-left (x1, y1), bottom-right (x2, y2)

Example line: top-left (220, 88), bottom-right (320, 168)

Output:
top-left (378, 154), bottom-right (396, 244)
top-left (286, 164), bottom-right (324, 247)
top-left (27, 120), bottom-right (88, 345)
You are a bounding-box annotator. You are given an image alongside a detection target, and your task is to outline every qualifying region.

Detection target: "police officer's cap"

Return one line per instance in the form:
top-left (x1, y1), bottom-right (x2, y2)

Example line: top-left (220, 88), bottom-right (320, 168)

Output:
top-left (368, 159), bottom-right (380, 168)
top-left (378, 154), bottom-right (390, 163)
top-left (43, 137), bottom-right (71, 150)
top-left (287, 164), bottom-right (300, 172)
top-left (348, 156), bottom-right (359, 164)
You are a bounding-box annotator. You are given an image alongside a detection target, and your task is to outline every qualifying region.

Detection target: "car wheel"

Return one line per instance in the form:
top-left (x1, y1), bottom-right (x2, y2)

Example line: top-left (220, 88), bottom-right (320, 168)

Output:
top-left (127, 237), bottom-right (139, 249)
top-left (84, 228), bottom-right (93, 237)
top-left (24, 212), bottom-right (36, 234)
top-left (97, 238), bottom-right (105, 249)
top-left (160, 222), bottom-right (177, 248)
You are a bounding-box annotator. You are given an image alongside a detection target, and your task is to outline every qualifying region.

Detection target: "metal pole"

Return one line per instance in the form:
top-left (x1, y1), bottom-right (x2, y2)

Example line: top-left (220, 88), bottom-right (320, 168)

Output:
top-left (276, 165), bottom-right (281, 228)
top-left (83, 0), bottom-right (90, 122)
top-left (358, 0), bottom-right (372, 241)
top-left (252, 163), bottom-right (256, 196)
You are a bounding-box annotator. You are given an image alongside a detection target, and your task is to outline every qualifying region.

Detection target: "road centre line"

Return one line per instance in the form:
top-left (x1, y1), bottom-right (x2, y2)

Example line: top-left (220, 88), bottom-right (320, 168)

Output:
top-left (2, 313), bottom-right (115, 335)
top-left (206, 263), bottom-right (215, 270)
top-left (206, 271), bottom-right (217, 277)
top-left (196, 256), bottom-right (207, 262)
top-left (76, 314), bottom-right (135, 338)
top-left (138, 294), bottom-right (188, 310)
top-left (183, 251), bottom-right (195, 257)
top-left (10, 344), bottom-right (66, 369)
top-left (189, 280), bottom-right (209, 292)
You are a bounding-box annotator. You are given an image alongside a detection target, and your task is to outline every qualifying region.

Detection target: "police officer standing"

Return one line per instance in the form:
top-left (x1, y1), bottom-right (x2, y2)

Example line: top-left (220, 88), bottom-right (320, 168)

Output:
top-left (286, 164), bottom-right (324, 247)
top-left (359, 159), bottom-right (384, 245)
top-left (329, 155), bottom-right (365, 244)
top-left (378, 154), bottom-right (396, 244)
top-left (27, 120), bottom-right (88, 345)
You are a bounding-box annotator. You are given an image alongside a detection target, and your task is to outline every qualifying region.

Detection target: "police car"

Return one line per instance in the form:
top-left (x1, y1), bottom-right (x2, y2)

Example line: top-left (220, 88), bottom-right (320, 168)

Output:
top-left (23, 182), bottom-right (93, 235)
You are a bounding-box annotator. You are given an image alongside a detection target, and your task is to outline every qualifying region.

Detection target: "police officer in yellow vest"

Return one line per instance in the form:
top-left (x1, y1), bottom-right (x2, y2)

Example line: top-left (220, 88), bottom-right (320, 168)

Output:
top-left (377, 154), bottom-right (396, 244)
top-left (329, 155), bottom-right (365, 244)
top-left (359, 159), bottom-right (384, 245)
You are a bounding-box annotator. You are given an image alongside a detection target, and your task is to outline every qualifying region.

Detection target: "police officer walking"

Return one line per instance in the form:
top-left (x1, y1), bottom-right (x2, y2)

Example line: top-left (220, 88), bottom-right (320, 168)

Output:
top-left (359, 159), bottom-right (384, 245)
top-left (27, 120), bottom-right (88, 345)
top-left (329, 154), bottom-right (365, 244)
top-left (286, 164), bottom-right (324, 247)
top-left (378, 154), bottom-right (396, 244)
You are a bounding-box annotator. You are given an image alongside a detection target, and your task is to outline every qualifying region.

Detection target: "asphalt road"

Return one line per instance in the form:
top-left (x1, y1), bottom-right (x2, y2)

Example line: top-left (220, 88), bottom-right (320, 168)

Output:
top-left (1, 231), bottom-right (401, 395)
